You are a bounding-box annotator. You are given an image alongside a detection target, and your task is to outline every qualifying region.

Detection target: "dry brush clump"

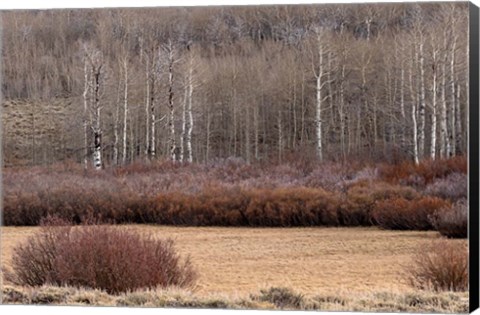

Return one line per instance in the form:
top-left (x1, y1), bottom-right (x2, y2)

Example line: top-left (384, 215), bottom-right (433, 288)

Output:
top-left (430, 200), bottom-right (468, 238)
top-left (424, 172), bottom-right (467, 201)
top-left (406, 240), bottom-right (468, 292)
top-left (2, 157), bottom-right (467, 230)
top-left (343, 180), bottom-right (420, 226)
top-left (379, 156), bottom-right (467, 186)
top-left (5, 219), bottom-right (197, 294)
top-left (252, 287), bottom-right (306, 309)
top-left (372, 197), bottom-right (450, 230)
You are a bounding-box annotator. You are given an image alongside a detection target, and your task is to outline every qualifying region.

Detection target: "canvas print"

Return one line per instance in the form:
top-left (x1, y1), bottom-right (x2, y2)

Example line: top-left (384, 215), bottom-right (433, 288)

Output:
top-left (0, 1), bottom-right (474, 313)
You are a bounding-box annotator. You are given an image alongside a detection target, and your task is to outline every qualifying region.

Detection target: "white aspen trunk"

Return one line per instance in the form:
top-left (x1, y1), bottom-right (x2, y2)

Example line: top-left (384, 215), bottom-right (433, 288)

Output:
top-left (122, 58), bottom-right (128, 165)
top-left (430, 49), bottom-right (437, 160)
top-left (254, 104), bottom-right (259, 160)
top-left (291, 75), bottom-right (297, 149)
top-left (145, 55), bottom-right (150, 157)
top-left (278, 110), bottom-right (282, 163)
top-left (206, 109), bottom-right (211, 162)
top-left (409, 52), bottom-right (419, 165)
top-left (450, 33), bottom-right (457, 156)
top-left (167, 42), bottom-right (176, 162)
top-left (300, 72), bottom-right (306, 145)
top-left (315, 66), bottom-right (323, 161)
top-left (455, 84), bottom-right (462, 153)
top-left (130, 113), bottom-right (135, 162)
top-left (92, 119), bottom-right (102, 170)
top-left (113, 76), bottom-right (121, 166)
top-left (150, 74), bottom-right (156, 158)
top-left (92, 63), bottom-right (103, 170)
top-left (464, 25), bottom-right (469, 153)
top-left (82, 57), bottom-right (89, 171)
top-left (339, 64), bottom-right (346, 162)
top-left (327, 52), bottom-right (335, 129)
top-left (418, 38), bottom-right (426, 159)
top-left (440, 53), bottom-right (449, 158)
top-left (412, 97), bottom-right (419, 165)
top-left (314, 31), bottom-right (324, 161)
top-left (245, 106), bottom-right (251, 163)
top-left (232, 88), bottom-right (237, 156)
top-left (366, 17), bottom-right (371, 41)
top-left (187, 63), bottom-right (193, 163)
top-left (400, 65), bottom-right (406, 149)
top-left (372, 94), bottom-right (378, 147)
top-left (180, 77), bottom-right (187, 163)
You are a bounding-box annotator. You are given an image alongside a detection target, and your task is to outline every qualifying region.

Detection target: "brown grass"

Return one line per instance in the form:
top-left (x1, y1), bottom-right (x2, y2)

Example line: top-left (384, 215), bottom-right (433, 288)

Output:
top-left (406, 240), bottom-right (468, 292)
top-left (1, 284), bottom-right (468, 312)
top-left (2, 225), bottom-right (466, 297)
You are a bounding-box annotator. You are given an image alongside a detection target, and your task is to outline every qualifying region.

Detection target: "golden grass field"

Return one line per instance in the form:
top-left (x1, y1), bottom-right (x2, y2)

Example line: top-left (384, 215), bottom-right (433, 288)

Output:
top-left (0, 225), bottom-right (467, 297)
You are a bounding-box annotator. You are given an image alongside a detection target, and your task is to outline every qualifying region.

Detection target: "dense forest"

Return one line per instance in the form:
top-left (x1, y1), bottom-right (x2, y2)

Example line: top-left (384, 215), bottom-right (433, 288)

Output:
top-left (1, 2), bottom-right (469, 167)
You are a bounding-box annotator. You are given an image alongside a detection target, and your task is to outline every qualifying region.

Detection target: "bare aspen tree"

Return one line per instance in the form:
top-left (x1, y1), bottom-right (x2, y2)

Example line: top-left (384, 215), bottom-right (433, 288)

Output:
top-left (395, 37), bottom-right (407, 149)
top-left (455, 83), bottom-right (462, 152)
top-left (179, 48), bottom-right (196, 164)
top-left (139, 37), bottom-right (150, 158)
top-left (418, 32), bottom-right (426, 159)
top-left (439, 31), bottom-right (449, 158)
top-left (180, 75), bottom-right (187, 163)
top-left (409, 47), bottom-right (419, 165)
top-left (82, 44), bottom-right (105, 170)
top-left (164, 39), bottom-right (179, 162)
top-left (84, 48), bottom-right (104, 170)
top-left (277, 109), bottom-right (283, 163)
top-left (82, 50), bottom-right (89, 171)
top-left (430, 43), bottom-right (437, 160)
top-left (149, 47), bottom-right (158, 159)
top-left (122, 54), bottom-right (129, 165)
top-left (113, 72), bottom-right (121, 165)
top-left (186, 54), bottom-right (194, 163)
top-left (310, 26), bottom-right (331, 161)
top-left (450, 31), bottom-right (457, 156)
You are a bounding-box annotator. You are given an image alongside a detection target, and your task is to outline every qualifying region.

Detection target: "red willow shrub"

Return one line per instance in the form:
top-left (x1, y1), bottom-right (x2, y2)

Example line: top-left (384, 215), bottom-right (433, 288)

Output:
top-left (244, 188), bottom-right (340, 226)
top-left (5, 219), bottom-right (197, 294)
top-left (2, 157), bottom-right (463, 229)
top-left (372, 197), bottom-right (451, 230)
top-left (379, 155), bottom-right (467, 186)
top-left (406, 240), bottom-right (468, 292)
top-left (344, 181), bottom-right (420, 225)
top-left (424, 173), bottom-right (467, 201)
top-left (142, 187), bottom-right (342, 227)
top-left (430, 200), bottom-right (468, 238)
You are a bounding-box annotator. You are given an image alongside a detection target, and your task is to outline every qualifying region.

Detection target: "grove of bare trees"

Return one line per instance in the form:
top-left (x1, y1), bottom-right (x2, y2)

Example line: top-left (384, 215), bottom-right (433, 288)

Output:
top-left (1, 2), bottom-right (469, 167)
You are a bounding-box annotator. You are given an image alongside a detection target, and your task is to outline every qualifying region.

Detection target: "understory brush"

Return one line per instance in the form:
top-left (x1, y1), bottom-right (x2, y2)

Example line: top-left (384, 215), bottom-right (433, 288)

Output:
top-left (372, 197), bottom-right (450, 230)
top-left (430, 200), bottom-right (468, 238)
top-left (5, 218), bottom-right (197, 294)
top-left (2, 157), bottom-right (467, 235)
top-left (405, 240), bottom-right (468, 292)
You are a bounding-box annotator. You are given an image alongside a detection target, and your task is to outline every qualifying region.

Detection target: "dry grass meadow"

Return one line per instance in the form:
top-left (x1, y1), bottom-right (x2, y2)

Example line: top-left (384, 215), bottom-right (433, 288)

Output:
top-left (1, 225), bottom-right (467, 295)
top-left (1, 225), bottom-right (469, 312)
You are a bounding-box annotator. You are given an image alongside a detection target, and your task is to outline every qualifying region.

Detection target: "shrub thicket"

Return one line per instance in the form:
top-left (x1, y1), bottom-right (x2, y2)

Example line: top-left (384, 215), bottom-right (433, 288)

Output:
top-left (2, 157), bottom-right (467, 231)
top-left (379, 156), bottom-right (467, 186)
top-left (372, 197), bottom-right (450, 230)
top-left (406, 240), bottom-right (468, 292)
top-left (430, 200), bottom-right (468, 238)
top-left (424, 173), bottom-right (467, 201)
top-left (6, 219), bottom-right (197, 294)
